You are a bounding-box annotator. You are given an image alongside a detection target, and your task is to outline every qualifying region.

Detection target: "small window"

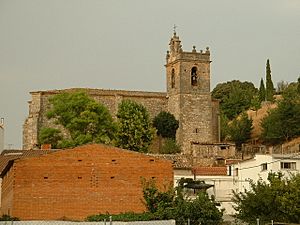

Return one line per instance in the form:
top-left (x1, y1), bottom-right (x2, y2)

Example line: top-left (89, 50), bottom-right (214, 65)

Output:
top-left (195, 128), bottom-right (199, 133)
top-left (261, 163), bottom-right (268, 171)
top-left (235, 168), bottom-right (239, 176)
top-left (44, 176), bottom-right (48, 179)
top-left (78, 176), bottom-right (82, 179)
top-left (149, 159), bottom-right (155, 162)
top-left (78, 159), bottom-right (82, 162)
top-left (112, 159), bottom-right (116, 162)
top-left (228, 166), bottom-right (232, 176)
top-left (171, 69), bottom-right (175, 88)
top-left (281, 162), bottom-right (296, 170)
top-left (111, 176), bottom-right (115, 179)
top-left (191, 67), bottom-right (198, 86)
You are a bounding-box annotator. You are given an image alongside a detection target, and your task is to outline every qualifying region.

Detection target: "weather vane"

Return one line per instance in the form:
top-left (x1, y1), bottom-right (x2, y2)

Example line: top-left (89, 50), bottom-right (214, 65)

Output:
top-left (173, 24), bottom-right (177, 34)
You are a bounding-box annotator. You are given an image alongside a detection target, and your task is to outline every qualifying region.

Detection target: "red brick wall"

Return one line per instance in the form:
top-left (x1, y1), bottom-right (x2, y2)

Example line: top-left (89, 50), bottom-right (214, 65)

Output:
top-left (1, 165), bottom-right (15, 216)
top-left (2, 144), bottom-right (173, 220)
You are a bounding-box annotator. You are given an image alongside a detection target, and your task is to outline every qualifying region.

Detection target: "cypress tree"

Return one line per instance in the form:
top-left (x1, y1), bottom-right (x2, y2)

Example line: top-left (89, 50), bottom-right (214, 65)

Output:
top-left (258, 78), bottom-right (266, 102)
top-left (265, 59), bottom-right (274, 101)
top-left (297, 76), bottom-right (300, 95)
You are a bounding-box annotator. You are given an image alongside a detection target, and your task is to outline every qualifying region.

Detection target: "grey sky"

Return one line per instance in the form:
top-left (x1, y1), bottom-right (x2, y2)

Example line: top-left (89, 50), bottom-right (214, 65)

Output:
top-left (0, 0), bottom-right (299, 149)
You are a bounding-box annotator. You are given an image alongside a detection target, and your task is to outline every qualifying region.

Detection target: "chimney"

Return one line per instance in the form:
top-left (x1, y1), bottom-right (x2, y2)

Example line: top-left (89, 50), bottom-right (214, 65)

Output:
top-left (41, 144), bottom-right (52, 150)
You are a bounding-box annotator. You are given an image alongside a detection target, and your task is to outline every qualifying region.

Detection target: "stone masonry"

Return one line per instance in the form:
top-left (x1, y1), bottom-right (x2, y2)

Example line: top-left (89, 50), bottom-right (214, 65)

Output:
top-left (23, 33), bottom-right (219, 153)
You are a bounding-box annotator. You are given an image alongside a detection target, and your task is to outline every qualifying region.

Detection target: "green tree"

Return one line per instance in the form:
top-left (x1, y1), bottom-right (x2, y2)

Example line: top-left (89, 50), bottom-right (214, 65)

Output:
top-left (174, 192), bottom-right (223, 225)
top-left (258, 78), bottom-right (266, 102)
top-left (250, 94), bottom-right (261, 112)
top-left (116, 100), bottom-right (154, 152)
top-left (276, 80), bottom-right (289, 94)
top-left (212, 80), bottom-right (258, 120)
top-left (297, 76), bottom-right (300, 94)
top-left (44, 92), bottom-right (117, 148)
top-left (142, 178), bottom-right (223, 225)
top-left (233, 173), bottom-right (300, 224)
top-left (261, 82), bottom-right (300, 144)
top-left (220, 113), bottom-right (230, 141)
top-left (38, 127), bottom-right (62, 148)
top-left (265, 59), bottom-right (275, 101)
top-left (227, 113), bottom-right (253, 151)
top-left (153, 111), bottom-right (179, 139)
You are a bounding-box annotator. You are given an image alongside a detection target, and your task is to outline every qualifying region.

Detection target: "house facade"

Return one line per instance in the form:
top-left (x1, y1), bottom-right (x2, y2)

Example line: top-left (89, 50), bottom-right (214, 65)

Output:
top-left (0, 144), bottom-right (173, 220)
top-left (230, 153), bottom-right (300, 192)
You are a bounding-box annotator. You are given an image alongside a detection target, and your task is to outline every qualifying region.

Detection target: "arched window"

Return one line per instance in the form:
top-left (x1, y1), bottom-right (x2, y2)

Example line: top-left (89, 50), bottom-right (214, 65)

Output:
top-left (171, 69), bottom-right (175, 88)
top-left (191, 67), bottom-right (198, 86)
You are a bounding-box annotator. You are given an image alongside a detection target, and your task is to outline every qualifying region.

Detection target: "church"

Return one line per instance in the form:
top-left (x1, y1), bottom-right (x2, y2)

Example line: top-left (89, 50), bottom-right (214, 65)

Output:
top-left (23, 32), bottom-right (220, 154)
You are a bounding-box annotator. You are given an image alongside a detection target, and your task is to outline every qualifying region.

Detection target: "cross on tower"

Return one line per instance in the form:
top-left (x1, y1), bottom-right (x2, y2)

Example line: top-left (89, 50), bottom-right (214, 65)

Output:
top-left (173, 24), bottom-right (177, 34)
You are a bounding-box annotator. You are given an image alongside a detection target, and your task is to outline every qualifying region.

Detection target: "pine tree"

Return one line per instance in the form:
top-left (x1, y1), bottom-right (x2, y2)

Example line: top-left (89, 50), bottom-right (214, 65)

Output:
top-left (265, 59), bottom-right (274, 101)
top-left (258, 78), bottom-right (266, 102)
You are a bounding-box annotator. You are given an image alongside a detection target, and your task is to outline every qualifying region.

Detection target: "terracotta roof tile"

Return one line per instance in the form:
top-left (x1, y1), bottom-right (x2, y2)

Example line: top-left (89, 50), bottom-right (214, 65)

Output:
top-left (0, 150), bottom-right (57, 174)
top-left (148, 154), bottom-right (193, 169)
top-left (192, 166), bottom-right (227, 176)
top-left (225, 159), bottom-right (242, 165)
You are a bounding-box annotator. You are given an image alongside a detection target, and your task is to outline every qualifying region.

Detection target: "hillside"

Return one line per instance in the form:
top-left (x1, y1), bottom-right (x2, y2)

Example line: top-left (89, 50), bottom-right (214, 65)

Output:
top-left (247, 101), bottom-right (277, 141)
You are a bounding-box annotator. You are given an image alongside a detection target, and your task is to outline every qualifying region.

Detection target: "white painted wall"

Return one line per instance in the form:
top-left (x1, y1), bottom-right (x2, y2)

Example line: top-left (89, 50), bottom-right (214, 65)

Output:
top-left (173, 153), bottom-right (300, 215)
top-left (231, 154), bottom-right (300, 192)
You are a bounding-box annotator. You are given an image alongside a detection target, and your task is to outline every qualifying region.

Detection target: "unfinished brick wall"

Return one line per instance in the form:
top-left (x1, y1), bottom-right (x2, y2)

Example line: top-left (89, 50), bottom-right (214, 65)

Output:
top-left (1, 144), bottom-right (173, 220)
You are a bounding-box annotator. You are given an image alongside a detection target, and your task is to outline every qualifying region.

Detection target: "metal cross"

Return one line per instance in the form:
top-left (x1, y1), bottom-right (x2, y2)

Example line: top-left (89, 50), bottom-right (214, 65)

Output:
top-left (173, 24), bottom-right (177, 34)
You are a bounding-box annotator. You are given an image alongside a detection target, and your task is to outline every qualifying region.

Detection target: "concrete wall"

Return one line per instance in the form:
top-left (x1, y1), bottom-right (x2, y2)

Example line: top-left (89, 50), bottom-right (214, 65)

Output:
top-left (1, 144), bottom-right (173, 221)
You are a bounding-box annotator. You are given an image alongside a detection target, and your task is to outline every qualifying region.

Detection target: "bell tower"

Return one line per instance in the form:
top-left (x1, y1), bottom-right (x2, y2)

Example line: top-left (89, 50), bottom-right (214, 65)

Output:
top-left (165, 32), bottom-right (215, 154)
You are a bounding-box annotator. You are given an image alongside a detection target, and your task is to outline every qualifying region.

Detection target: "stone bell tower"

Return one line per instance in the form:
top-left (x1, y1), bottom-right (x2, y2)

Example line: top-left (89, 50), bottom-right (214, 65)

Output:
top-left (165, 32), bottom-right (216, 154)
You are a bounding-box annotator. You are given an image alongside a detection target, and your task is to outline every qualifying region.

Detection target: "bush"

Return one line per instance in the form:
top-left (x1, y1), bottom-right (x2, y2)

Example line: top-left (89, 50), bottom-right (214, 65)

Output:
top-left (0, 214), bottom-right (19, 221)
top-left (160, 139), bottom-right (181, 154)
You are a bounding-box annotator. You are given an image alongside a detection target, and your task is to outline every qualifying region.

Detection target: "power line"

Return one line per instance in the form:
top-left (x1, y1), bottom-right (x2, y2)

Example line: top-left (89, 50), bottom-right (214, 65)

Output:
top-left (235, 152), bottom-right (300, 171)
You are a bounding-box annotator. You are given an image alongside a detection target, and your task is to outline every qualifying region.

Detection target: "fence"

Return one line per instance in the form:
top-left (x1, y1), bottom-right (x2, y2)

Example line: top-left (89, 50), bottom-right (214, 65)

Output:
top-left (0, 220), bottom-right (175, 225)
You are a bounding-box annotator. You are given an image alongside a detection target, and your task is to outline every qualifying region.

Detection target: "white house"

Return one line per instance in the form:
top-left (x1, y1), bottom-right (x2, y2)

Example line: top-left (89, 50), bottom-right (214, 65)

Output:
top-left (151, 153), bottom-right (300, 215)
top-left (230, 153), bottom-right (300, 193)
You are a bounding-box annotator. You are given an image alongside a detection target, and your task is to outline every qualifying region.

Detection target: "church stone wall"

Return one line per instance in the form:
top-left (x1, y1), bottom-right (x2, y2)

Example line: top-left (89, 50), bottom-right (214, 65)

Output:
top-left (23, 88), bottom-right (167, 150)
top-left (23, 33), bottom-right (220, 155)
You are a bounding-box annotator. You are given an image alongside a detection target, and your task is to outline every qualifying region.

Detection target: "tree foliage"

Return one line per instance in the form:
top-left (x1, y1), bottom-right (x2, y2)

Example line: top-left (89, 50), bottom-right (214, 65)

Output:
top-left (153, 111), bottom-right (179, 139)
top-left (276, 80), bottom-right (289, 94)
top-left (233, 173), bottom-right (300, 224)
top-left (261, 82), bottom-right (300, 144)
top-left (212, 80), bottom-right (258, 120)
top-left (258, 78), bottom-right (266, 102)
top-left (160, 138), bottom-right (181, 154)
top-left (38, 127), bottom-right (62, 148)
top-left (142, 179), bottom-right (223, 225)
top-left (265, 59), bottom-right (275, 101)
top-left (227, 113), bottom-right (253, 151)
top-left (116, 100), bottom-right (154, 152)
top-left (220, 113), bottom-right (230, 141)
top-left (42, 92), bottom-right (117, 148)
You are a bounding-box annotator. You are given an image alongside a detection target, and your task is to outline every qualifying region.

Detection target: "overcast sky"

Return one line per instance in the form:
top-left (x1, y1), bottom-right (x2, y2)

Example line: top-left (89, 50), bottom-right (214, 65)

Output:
top-left (0, 0), bottom-right (299, 149)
